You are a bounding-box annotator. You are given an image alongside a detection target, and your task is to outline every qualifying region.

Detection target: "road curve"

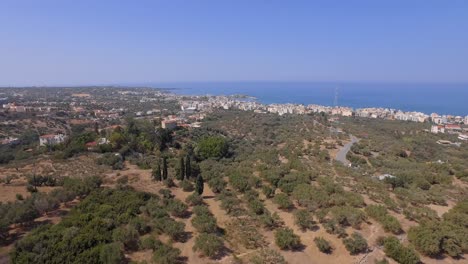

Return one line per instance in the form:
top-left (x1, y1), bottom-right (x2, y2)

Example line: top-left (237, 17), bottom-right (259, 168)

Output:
top-left (335, 135), bottom-right (359, 166)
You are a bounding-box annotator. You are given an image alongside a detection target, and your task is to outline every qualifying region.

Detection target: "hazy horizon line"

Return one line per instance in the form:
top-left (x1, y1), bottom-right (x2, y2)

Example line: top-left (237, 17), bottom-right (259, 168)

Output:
top-left (1, 79), bottom-right (468, 88)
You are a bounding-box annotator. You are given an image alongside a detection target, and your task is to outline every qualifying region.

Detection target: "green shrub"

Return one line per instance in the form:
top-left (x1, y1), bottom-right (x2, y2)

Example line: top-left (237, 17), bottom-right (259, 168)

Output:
top-left (15, 194), bottom-right (24, 201)
top-left (208, 177), bottom-right (226, 193)
top-left (196, 136), bottom-right (228, 160)
top-left (330, 206), bottom-right (366, 229)
top-left (140, 236), bottom-right (157, 250)
top-left (100, 242), bottom-right (124, 264)
top-left (193, 233), bottom-right (224, 258)
top-left (185, 193), bottom-right (203, 206)
top-left (258, 211), bottom-right (283, 230)
top-left (97, 153), bottom-right (123, 170)
top-left (250, 248), bottom-right (286, 264)
top-left (129, 217), bottom-right (150, 235)
top-left (11, 188), bottom-right (148, 264)
top-left (158, 189), bottom-right (173, 199)
top-left (273, 193), bottom-right (292, 210)
top-left (229, 172), bottom-right (251, 193)
top-left (275, 227), bottom-right (301, 250)
top-left (262, 185), bottom-right (275, 198)
top-left (365, 205), bottom-right (402, 234)
top-left (294, 209), bottom-right (315, 231)
top-left (154, 217), bottom-right (186, 241)
top-left (112, 226), bottom-right (139, 250)
top-left (180, 180), bottom-right (194, 192)
top-left (191, 213), bottom-right (218, 233)
top-left (164, 178), bottom-right (176, 188)
top-left (314, 237), bottom-right (332, 253)
top-left (343, 232), bottom-right (368, 255)
top-left (153, 243), bottom-right (181, 264)
top-left (248, 199), bottom-right (266, 215)
top-left (167, 199), bottom-right (188, 218)
top-left (408, 220), bottom-right (464, 257)
top-left (383, 236), bottom-right (420, 264)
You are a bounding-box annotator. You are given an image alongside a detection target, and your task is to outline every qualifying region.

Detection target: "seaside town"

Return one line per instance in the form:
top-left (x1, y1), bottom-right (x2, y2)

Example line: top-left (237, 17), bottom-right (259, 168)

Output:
top-left (1, 87), bottom-right (467, 148)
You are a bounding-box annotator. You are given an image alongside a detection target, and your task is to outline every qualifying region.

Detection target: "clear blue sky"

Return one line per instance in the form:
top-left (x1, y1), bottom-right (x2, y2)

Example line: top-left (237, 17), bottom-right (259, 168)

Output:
top-left (1, 0), bottom-right (467, 86)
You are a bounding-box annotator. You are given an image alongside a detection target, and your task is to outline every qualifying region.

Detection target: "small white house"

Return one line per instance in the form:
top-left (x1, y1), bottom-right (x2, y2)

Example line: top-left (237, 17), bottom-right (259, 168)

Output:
top-left (431, 125), bottom-right (445, 134)
top-left (39, 134), bottom-right (66, 146)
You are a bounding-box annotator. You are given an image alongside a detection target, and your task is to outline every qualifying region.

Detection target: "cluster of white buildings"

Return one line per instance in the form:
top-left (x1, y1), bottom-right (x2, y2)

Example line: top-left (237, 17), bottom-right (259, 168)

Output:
top-left (430, 113), bottom-right (468, 125)
top-left (39, 134), bottom-right (67, 146)
top-left (2, 102), bottom-right (58, 113)
top-left (177, 95), bottom-right (458, 124)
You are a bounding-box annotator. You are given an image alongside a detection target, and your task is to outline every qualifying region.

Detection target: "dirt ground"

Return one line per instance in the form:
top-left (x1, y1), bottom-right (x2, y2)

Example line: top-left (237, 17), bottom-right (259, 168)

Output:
top-left (0, 184), bottom-right (56, 203)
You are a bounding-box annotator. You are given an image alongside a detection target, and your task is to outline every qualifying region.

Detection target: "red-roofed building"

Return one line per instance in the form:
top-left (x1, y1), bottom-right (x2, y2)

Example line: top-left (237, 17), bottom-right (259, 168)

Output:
top-left (445, 124), bottom-right (461, 131)
top-left (85, 141), bottom-right (98, 151)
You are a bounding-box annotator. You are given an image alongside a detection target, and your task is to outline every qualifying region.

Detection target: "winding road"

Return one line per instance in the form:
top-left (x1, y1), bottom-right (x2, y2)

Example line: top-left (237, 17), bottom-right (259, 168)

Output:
top-left (335, 134), bottom-right (359, 166)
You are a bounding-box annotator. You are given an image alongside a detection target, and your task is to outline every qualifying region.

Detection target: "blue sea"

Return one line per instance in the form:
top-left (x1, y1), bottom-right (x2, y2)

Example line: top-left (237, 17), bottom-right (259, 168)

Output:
top-left (145, 82), bottom-right (468, 116)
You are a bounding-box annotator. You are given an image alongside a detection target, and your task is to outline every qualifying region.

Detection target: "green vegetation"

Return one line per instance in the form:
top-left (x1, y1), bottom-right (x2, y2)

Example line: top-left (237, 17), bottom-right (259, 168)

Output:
top-left (196, 136), bottom-right (229, 160)
top-left (365, 205), bottom-right (402, 234)
top-left (153, 243), bottom-right (181, 264)
top-left (3, 103), bottom-right (468, 263)
top-left (191, 205), bottom-right (218, 234)
top-left (11, 187), bottom-right (149, 263)
top-left (314, 237), bottom-right (332, 254)
top-left (273, 193), bottom-right (293, 210)
top-left (382, 236), bottom-right (420, 264)
top-left (250, 248), bottom-right (286, 264)
top-left (195, 174), bottom-right (204, 195)
top-left (343, 232), bottom-right (368, 255)
top-left (193, 233), bottom-right (224, 258)
top-left (1, 176), bottom-right (102, 241)
top-left (294, 209), bottom-right (315, 231)
top-left (408, 202), bottom-right (468, 258)
top-left (275, 227), bottom-right (301, 250)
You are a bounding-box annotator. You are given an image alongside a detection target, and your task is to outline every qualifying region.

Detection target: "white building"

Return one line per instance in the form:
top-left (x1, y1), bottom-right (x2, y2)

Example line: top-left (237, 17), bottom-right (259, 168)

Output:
top-left (431, 125), bottom-right (445, 134)
top-left (39, 134), bottom-right (66, 146)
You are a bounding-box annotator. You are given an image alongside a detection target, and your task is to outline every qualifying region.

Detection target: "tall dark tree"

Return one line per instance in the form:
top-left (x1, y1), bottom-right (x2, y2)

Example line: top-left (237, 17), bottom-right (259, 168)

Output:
top-left (178, 157), bottom-right (185, 181)
top-left (152, 163), bottom-right (162, 181)
top-left (162, 157), bottom-right (168, 181)
top-left (195, 174), bottom-right (204, 195)
top-left (185, 155), bottom-right (191, 179)
top-left (94, 122), bottom-right (99, 135)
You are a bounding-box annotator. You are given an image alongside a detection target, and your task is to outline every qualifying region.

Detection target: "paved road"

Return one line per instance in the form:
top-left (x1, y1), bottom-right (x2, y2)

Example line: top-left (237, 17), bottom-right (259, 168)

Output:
top-left (335, 135), bottom-right (359, 166)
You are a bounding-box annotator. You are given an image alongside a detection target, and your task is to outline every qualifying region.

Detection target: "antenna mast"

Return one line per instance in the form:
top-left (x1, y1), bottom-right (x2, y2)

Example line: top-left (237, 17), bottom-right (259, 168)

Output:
top-left (334, 87), bottom-right (339, 107)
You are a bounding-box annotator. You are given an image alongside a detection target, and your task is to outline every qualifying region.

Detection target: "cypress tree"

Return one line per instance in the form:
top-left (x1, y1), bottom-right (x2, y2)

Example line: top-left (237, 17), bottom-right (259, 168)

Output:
top-left (162, 157), bottom-right (168, 181)
top-left (94, 122), bottom-right (99, 135)
top-left (152, 163), bottom-right (162, 181)
top-left (195, 174), bottom-right (204, 195)
top-left (185, 155), bottom-right (191, 179)
top-left (178, 157), bottom-right (185, 181)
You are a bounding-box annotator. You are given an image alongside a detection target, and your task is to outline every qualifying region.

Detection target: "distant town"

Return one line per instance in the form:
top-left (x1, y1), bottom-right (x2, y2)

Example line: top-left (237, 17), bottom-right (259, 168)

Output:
top-left (0, 87), bottom-right (467, 148)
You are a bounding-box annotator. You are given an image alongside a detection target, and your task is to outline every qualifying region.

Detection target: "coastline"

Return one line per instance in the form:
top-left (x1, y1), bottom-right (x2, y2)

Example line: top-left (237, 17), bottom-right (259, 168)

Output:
top-left (147, 82), bottom-right (468, 117)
